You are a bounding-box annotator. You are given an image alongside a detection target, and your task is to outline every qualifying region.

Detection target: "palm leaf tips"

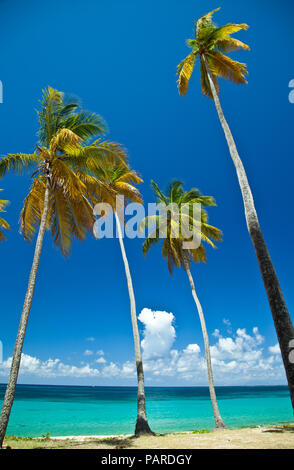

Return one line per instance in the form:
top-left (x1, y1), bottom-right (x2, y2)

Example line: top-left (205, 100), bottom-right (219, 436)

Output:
top-left (177, 8), bottom-right (249, 97)
top-left (177, 53), bottom-right (197, 96)
top-left (0, 190), bottom-right (9, 241)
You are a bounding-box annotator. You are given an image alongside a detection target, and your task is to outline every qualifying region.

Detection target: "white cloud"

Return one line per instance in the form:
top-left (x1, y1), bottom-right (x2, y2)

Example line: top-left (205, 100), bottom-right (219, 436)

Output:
top-left (209, 327), bottom-right (283, 384)
top-left (120, 361), bottom-right (136, 378)
top-left (223, 318), bottom-right (233, 334)
top-left (95, 357), bottom-right (106, 364)
top-left (83, 350), bottom-right (94, 356)
top-left (0, 354), bottom-right (99, 378)
top-left (138, 308), bottom-right (176, 359)
top-left (184, 344), bottom-right (201, 354)
top-left (268, 343), bottom-right (280, 354)
top-left (86, 337), bottom-right (95, 342)
top-left (210, 327), bottom-right (264, 362)
top-left (212, 329), bottom-right (220, 338)
top-left (100, 362), bottom-right (120, 377)
top-left (99, 361), bottom-right (135, 379)
top-left (96, 350), bottom-right (104, 356)
top-left (137, 310), bottom-right (285, 385)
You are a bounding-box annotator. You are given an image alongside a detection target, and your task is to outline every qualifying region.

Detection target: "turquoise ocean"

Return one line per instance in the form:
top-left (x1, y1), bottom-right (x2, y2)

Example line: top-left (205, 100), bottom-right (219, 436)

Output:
top-left (0, 384), bottom-right (293, 437)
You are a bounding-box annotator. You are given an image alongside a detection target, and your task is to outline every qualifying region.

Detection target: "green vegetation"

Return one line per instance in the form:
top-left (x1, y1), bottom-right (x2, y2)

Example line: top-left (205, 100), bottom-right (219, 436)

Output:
top-left (192, 429), bottom-right (212, 434)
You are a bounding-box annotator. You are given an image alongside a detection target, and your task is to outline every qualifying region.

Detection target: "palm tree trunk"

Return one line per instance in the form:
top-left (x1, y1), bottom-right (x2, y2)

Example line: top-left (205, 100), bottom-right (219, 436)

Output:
top-left (114, 211), bottom-right (153, 436)
top-left (184, 261), bottom-right (226, 429)
top-left (0, 179), bottom-right (50, 448)
top-left (202, 54), bottom-right (294, 411)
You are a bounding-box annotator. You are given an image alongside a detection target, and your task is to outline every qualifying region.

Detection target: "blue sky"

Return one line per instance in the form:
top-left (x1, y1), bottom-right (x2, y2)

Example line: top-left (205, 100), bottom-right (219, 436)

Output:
top-left (0, 0), bottom-right (293, 386)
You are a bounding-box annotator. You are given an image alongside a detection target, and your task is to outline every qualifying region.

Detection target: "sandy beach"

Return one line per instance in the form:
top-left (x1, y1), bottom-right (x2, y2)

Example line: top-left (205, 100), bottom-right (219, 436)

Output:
top-left (3, 425), bottom-right (294, 449)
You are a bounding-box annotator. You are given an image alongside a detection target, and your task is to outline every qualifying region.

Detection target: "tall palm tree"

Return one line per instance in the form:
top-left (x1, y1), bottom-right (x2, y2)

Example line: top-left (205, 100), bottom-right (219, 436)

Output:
top-left (0, 191), bottom-right (9, 241)
top-left (0, 87), bottom-right (126, 447)
top-left (177, 8), bottom-right (294, 410)
top-left (140, 180), bottom-right (226, 429)
top-left (93, 163), bottom-right (153, 436)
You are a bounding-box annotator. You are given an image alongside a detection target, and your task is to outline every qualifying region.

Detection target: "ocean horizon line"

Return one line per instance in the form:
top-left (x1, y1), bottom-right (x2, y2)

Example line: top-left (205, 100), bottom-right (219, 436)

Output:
top-left (0, 383), bottom-right (289, 389)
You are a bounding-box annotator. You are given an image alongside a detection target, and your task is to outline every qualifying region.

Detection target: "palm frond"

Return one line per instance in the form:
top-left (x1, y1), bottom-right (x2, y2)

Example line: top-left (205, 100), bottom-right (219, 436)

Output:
top-left (177, 53), bottom-right (197, 96)
top-left (200, 55), bottom-right (219, 98)
top-left (0, 193), bottom-right (9, 241)
top-left (215, 37), bottom-right (250, 53)
top-left (190, 243), bottom-right (207, 263)
top-left (0, 217), bottom-right (9, 229)
top-left (142, 229), bottom-right (161, 256)
top-left (66, 194), bottom-right (94, 243)
top-left (50, 158), bottom-right (87, 201)
top-left (75, 171), bottom-right (111, 206)
top-left (201, 222), bottom-right (222, 242)
top-left (151, 180), bottom-right (168, 205)
top-left (50, 188), bottom-right (73, 255)
top-left (37, 86), bottom-right (106, 146)
top-left (61, 111), bottom-right (106, 141)
top-left (50, 128), bottom-right (81, 153)
top-left (62, 140), bottom-right (128, 173)
top-left (49, 184), bottom-right (94, 255)
top-left (116, 169), bottom-right (142, 185)
top-left (208, 51), bottom-right (248, 84)
top-left (195, 8), bottom-right (221, 38)
top-left (114, 181), bottom-right (142, 204)
top-left (0, 194), bottom-right (9, 212)
top-left (21, 178), bottom-right (47, 241)
top-left (167, 180), bottom-right (184, 202)
top-left (0, 223), bottom-right (9, 241)
top-left (212, 23), bottom-right (249, 40)
top-left (37, 86), bottom-right (65, 146)
top-left (0, 153), bottom-right (40, 177)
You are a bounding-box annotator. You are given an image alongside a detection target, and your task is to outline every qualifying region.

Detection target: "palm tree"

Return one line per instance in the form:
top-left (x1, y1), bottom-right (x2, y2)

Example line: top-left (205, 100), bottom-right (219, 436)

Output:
top-left (93, 163), bottom-right (153, 436)
top-left (0, 191), bottom-right (9, 241)
top-left (0, 87), bottom-right (126, 447)
top-left (140, 180), bottom-right (226, 429)
top-left (177, 8), bottom-right (294, 411)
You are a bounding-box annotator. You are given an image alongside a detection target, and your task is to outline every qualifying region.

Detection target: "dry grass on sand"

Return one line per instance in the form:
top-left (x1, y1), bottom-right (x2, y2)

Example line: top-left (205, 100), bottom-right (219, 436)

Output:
top-left (3, 424), bottom-right (294, 449)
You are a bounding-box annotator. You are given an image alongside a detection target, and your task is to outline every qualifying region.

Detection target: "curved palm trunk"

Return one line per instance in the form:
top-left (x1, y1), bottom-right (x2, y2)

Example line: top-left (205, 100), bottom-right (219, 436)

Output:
top-left (0, 180), bottom-right (50, 448)
top-left (184, 262), bottom-right (226, 429)
top-left (114, 211), bottom-right (153, 436)
top-left (202, 54), bottom-right (294, 411)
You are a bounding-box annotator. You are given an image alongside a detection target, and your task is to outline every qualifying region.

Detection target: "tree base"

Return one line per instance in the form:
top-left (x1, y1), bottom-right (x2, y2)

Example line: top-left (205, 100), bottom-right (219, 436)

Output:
top-left (213, 419), bottom-right (227, 430)
top-left (135, 416), bottom-right (154, 437)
